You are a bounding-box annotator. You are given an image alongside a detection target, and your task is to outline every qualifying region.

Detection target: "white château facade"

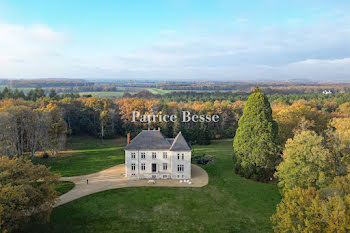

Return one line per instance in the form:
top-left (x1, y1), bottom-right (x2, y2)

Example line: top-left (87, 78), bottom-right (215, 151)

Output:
top-left (125, 129), bottom-right (191, 179)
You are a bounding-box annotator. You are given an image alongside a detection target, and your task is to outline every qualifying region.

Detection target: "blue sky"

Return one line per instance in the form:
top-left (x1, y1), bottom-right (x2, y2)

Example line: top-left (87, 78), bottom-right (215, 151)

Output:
top-left (1, 0), bottom-right (350, 80)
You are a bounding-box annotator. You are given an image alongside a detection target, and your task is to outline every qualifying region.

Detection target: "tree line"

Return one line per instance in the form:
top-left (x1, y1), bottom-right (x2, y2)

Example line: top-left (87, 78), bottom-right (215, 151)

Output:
top-left (0, 101), bottom-right (67, 158)
top-left (1, 87), bottom-right (349, 159)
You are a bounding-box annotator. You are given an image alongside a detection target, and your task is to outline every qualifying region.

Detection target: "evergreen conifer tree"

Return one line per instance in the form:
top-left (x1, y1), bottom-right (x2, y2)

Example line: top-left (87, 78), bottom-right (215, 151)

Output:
top-left (233, 87), bottom-right (279, 181)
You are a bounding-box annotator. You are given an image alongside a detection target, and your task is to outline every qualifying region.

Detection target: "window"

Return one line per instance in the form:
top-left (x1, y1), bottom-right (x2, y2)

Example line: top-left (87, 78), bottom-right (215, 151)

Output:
top-left (152, 175), bottom-right (156, 178)
top-left (163, 175), bottom-right (167, 178)
top-left (132, 173), bottom-right (135, 176)
top-left (163, 152), bottom-right (167, 159)
top-left (182, 153), bottom-right (184, 160)
top-left (177, 164), bottom-right (184, 172)
top-left (141, 163), bottom-right (145, 171)
top-left (131, 152), bottom-right (136, 159)
top-left (177, 153), bottom-right (180, 160)
top-left (131, 163), bottom-right (136, 171)
top-left (163, 163), bottom-right (167, 170)
top-left (141, 152), bottom-right (145, 159)
top-left (152, 152), bottom-right (156, 159)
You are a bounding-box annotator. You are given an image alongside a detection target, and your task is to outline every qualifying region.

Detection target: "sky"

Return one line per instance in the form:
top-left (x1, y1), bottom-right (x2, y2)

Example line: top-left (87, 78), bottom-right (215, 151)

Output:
top-left (1, 0), bottom-right (350, 81)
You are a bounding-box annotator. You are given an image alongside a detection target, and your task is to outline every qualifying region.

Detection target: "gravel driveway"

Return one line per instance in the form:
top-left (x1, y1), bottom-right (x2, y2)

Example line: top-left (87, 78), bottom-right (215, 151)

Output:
top-left (55, 164), bottom-right (208, 207)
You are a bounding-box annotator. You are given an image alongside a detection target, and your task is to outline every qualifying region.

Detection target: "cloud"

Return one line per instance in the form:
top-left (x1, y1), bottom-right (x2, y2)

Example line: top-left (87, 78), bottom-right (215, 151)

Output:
top-left (0, 22), bottom-right (66, 62)
top-left (29, 24), bottom-right (66, 42)
top-left (0, 22), bottom-right (71, 78)
top-left (1, 14), bottom-right (350, 80)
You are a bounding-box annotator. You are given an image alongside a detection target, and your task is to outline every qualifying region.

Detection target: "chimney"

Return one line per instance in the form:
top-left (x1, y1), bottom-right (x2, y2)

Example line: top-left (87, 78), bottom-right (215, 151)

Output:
top-left (158, 127), bottom-right (160, 132)
top-left (127, 133), bottom-right (130, 145)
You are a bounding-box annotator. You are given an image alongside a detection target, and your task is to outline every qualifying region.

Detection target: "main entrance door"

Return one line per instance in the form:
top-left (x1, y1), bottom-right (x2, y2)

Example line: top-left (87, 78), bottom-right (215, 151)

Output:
top-left (152, 163), bottom-right (157, 172)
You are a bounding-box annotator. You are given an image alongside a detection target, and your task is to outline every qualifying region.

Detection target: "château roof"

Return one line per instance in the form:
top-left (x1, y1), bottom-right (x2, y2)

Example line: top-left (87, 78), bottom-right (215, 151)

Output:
top-left (125, 130), bottom-right (191, 151)
top-left (169, 132), bottom-right (191, 151)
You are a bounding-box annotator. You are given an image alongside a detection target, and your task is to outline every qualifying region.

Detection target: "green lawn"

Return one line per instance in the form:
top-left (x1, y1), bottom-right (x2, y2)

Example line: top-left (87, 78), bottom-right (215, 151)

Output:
top-left (27, 138), bottom-right (280, 233)
top-left (34, 137), bottom-right (126, 176)
top-left (53, 181), bottom-right (75, 195)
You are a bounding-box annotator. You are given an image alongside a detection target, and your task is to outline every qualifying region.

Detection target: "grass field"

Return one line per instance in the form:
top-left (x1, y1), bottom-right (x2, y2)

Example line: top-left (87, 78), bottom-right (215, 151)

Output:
top-left (34, 137), bottom-right (126, 176)
top-left (146, 88), bottom-right (171, 95)
top-left (76, 88), bottom-right (236, 98)
top-left (27, 138), bottom-right (281, 233)
top-left (77, 91), bottom-right (126, 98)
top-left (0, 85), bottom-right (34, 93)
top-left (53, 181), bottom-right (75, 195)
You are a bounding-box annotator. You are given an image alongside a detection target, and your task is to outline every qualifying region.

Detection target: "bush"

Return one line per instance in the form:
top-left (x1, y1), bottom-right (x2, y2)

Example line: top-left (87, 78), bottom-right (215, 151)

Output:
top-left (42, 152), bottom-right (50, 159)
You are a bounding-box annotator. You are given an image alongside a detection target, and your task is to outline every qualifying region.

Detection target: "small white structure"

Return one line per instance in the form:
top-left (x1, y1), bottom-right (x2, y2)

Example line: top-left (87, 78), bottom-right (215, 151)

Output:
top-left (125, 129), bottom-right (192, 180)
top-left (322, 90), bottom-right (333, 95)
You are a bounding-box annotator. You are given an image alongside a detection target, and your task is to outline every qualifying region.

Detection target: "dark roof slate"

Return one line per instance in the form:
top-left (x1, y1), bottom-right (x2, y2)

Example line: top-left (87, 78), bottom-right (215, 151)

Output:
top-left (125, 130), bottom-right (170, 150)
top-left (125, 130), bottom-right (191, 151)
top-left (169, 132), bottom-right (191, 151)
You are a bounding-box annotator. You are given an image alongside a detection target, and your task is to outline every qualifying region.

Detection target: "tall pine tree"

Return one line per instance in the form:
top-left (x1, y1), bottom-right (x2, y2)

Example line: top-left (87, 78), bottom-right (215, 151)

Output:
top-left (233, 87), bottom-right (279, 181)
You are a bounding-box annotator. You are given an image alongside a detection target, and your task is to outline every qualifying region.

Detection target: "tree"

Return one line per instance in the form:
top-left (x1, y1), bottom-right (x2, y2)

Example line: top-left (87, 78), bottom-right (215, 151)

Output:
top-left (275, 130), bottom-right (334, 193)
top-left (13, 89), bottom-right (25, 99)
top-left (41, 102), bottom-right (67, 156)
top-left (0, 157), bottom-right (59, 233)
top-left (26, 109), bottom-right (48, 157)
top-left (274, 101), bottom-right (329, 146)
top-left (173, 110), bottom-right (182, 136)
top-left (27, 88), bottom-right (45, 101)
top-left (0, 112), bottom-right (17, 158)
top-left (5, 106), bottom-right (34, 157)
top-left (233, 87), bottom-right (279, 181)
top-left (160, 104), bottom-right (172, 137)
top-left (271, 187), bottom-right (327, 233)
top-left (271, 177), bottom-right (350, 233)
top-left (337, 102), bottom-right (350, 116)
top-left (197, 121), bottom-right (210, 145)
top-left (49, 89), bottom-right (58, 100)
top-left (325, 118), bottom-right (350, 176)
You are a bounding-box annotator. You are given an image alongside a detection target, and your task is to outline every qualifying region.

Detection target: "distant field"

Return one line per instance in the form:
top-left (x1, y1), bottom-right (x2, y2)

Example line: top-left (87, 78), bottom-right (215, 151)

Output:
top-left (0, 85), bottom-right (34, 93)
top-left (0, 84), bottom-right (238, 98)
top-left (146, 88), bottom-right (171, 94)
top-left (77, 92), bottom-right (126, 98)
top-left (147, 88), bottom-right (237, 94)
top-left (76, 88), bottom-right (237, 98)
